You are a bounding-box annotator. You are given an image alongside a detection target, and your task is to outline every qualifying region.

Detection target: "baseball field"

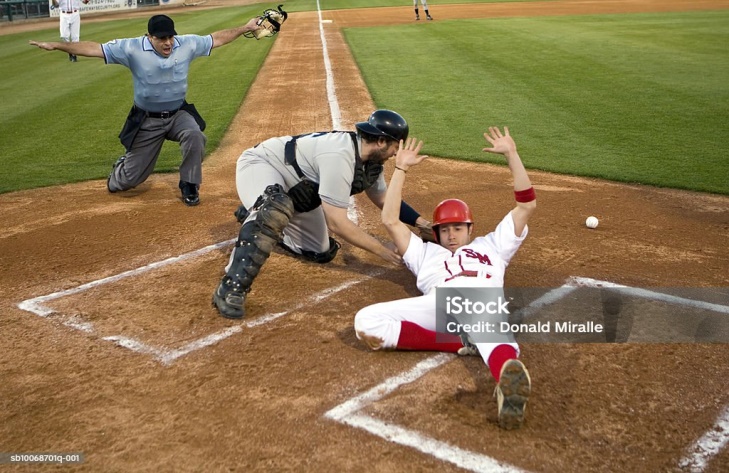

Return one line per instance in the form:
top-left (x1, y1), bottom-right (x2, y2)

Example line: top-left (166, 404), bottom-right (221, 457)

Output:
top-left (1, 1), bottom-right (728, 471)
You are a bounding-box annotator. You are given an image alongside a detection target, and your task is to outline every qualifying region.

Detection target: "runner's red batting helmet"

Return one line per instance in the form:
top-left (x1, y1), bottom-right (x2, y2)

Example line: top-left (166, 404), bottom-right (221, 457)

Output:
top-left (432, 199), bottom-right (474, 243)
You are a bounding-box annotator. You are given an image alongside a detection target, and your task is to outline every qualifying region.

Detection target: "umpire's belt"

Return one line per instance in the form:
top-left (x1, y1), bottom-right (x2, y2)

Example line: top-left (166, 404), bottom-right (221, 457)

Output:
top-left (136, 106), bottom-right (180, 119)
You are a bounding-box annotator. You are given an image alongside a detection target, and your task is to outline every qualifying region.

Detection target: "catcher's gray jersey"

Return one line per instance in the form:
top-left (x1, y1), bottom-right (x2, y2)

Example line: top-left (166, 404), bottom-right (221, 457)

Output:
top-left (237, 132), bottom-right (386, 208)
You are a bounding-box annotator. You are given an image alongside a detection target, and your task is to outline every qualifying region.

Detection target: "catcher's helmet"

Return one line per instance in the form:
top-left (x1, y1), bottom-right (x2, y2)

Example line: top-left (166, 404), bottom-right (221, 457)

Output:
top-left (432, 199), bottom-right (474, 243)
top-left (355, 110), bottom-right (409, 142)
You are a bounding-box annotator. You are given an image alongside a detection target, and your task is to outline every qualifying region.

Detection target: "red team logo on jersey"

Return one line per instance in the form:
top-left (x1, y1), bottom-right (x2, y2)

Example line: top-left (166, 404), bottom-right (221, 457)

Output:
top-left (462, 249), bottom-right (492, 266)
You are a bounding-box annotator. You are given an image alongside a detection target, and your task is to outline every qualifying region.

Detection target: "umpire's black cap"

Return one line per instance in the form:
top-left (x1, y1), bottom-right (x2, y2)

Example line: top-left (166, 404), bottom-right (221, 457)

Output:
top-left (148, 15), bottom-right (177, 37)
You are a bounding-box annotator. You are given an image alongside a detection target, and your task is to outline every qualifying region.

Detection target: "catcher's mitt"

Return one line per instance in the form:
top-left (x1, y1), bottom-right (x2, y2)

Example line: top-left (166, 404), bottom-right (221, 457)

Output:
top-left (245, 4), bottom-right (288, 40)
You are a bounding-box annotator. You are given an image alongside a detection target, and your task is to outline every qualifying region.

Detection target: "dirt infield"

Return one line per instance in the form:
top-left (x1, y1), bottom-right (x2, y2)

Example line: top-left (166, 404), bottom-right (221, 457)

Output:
top-left (1, 1), bottom-right (728, 471)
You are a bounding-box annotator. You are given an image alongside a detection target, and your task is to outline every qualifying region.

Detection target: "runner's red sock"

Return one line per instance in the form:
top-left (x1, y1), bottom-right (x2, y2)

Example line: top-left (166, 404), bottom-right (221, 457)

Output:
top-left (488, 344), bottom-right (518, 382)
top-left (396, 321), bottom-right (463, 352)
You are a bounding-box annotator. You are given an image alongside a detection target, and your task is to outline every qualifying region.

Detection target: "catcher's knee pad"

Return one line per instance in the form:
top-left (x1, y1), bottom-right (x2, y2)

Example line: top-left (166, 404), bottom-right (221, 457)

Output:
top-left (221, 185), bottom-right (294, 292)
top-left (255, 184), bottom-right (295, 237)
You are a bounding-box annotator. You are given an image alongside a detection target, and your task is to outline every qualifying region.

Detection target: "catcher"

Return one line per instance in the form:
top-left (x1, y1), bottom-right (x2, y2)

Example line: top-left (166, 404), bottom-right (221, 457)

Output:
top-left (212, 110), bottom-right (434, 320)
top-left (28, 8), bottom-right (287, 206)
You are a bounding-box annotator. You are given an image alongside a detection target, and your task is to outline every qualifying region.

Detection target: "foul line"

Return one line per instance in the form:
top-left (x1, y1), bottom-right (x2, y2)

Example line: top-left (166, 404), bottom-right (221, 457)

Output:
top-left (316, 0), bottom-right (361, 225)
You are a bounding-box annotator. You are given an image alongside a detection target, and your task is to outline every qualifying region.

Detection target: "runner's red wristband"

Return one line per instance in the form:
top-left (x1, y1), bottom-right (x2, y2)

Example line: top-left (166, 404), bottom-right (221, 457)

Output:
top-left (514, 187), bottom-right (536, 203)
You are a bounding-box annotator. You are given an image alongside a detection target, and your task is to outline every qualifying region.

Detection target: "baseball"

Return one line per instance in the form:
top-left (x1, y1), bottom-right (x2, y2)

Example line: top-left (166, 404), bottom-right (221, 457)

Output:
top-left (585, 216), bottom-right (599, 229)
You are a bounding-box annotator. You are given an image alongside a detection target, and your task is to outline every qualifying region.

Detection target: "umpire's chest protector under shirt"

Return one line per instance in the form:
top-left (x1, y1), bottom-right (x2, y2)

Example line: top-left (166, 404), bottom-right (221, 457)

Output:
top-left (101, 34), bottom-right (213, 113)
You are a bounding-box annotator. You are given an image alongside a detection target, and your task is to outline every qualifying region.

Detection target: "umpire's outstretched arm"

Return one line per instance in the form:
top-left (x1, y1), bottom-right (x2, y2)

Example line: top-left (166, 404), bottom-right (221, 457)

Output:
top-left (29, 40), bottom-right (103, 58)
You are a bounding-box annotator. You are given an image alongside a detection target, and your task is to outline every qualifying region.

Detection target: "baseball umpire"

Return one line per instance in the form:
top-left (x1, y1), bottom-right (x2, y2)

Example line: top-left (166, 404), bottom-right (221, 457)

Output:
top-left (354, 128), bottom-right (536, 429)
top-left (29, 14), bottom-right (276, 206)
top-left (212, 110), bottom-right (433, 319)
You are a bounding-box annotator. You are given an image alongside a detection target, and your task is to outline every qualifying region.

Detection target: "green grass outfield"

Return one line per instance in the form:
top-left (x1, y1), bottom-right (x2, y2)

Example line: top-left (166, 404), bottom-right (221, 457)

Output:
top-left (1, 3), bottom-right (727, 194)
top-left (344, 10), bottom-right (729, 194)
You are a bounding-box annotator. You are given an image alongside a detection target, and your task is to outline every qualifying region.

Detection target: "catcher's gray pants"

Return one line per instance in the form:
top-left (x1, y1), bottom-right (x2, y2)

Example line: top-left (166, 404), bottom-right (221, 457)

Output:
top-left (108, 111), bottom-right (206, 192)
top-left (235, 155), bottom-right (330, 255)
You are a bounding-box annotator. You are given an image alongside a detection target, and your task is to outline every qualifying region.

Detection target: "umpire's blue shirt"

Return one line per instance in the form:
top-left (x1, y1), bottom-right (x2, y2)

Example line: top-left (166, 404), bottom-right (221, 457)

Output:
top-left (102, 34), bottom-right (213, 113)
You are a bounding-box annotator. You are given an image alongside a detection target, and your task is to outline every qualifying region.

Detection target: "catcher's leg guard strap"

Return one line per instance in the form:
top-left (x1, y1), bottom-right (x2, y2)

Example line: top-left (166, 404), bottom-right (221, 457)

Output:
top-left (278, 237), bottom-right (340, 264)
top-left (300, 237), bottom-right (340, 264)
top-left (221, 185), bottom-right (294, 293)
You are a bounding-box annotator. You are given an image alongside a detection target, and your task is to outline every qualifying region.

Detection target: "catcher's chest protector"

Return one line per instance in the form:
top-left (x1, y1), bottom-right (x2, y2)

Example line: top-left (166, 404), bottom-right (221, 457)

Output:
top-left (284, 131), bottom-right (381, 206)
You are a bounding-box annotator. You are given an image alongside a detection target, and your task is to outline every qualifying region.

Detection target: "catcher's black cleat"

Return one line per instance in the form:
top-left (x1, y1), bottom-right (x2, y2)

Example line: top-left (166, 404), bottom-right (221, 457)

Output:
top-left (212, 281), bottom-right (245, 319)
top-left (179, 180), bottom-right (200, 206)
top-left (234, 204), bottom-right (250, 224)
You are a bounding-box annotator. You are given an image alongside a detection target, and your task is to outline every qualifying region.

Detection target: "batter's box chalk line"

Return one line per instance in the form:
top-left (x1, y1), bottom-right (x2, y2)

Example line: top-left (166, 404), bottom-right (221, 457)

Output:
top-left (323, 277), bottom-right (729, 473)
top-left (324, 353), bottom-right (531, 473)
top-left (16, 238), bottom-right (384, 365)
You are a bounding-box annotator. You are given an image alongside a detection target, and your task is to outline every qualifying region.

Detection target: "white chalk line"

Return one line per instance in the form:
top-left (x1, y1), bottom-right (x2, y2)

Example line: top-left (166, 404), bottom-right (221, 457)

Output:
top-left (325, 276), bottom-right (729, 471)
top-left (567, 276), bottom-right (729, 315)
top-left (343, 413), bottom-right (530, 473)
top-left (568, 277), bottom-right (729, 471)
top-left (16, 234), bottom-right (384, 364)
top-left (679, 404), bottom-right (729, 472)
top-left (17, 239), bottom-right (235, 317)
top-left (316, 0), bottom-right (361, 225)
top-left (324, 353), bottom-right (530, 473)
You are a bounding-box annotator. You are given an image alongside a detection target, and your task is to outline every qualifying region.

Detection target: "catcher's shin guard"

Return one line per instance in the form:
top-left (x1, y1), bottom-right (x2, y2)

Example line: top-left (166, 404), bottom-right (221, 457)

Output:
top-left (212, 185), bottom-right (294, 319)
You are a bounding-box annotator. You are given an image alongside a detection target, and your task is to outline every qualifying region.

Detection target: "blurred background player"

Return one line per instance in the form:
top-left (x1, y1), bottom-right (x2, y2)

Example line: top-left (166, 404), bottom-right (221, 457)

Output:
top-left (413, 0), bottom-right (433, 21)
top-left (354, 127), bottom-right (536, 429)
top-left (52, 0), bottom-right (89, 62)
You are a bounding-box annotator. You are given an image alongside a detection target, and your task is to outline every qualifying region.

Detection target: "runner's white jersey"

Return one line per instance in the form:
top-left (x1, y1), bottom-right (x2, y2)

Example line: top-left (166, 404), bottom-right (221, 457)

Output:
top-left (402, 211), bottom-right (527, 295)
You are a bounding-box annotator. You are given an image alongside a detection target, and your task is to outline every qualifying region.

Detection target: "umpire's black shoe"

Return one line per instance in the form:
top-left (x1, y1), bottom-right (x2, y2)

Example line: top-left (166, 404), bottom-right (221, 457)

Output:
top-left (107, 156), bottom-right (125, 193)
top-left (179, 180), bottom-right (200, 206)
top-left (69, 53), bottom-right (77, 62)
top-left (212, 282), bottom-right (245, 319)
